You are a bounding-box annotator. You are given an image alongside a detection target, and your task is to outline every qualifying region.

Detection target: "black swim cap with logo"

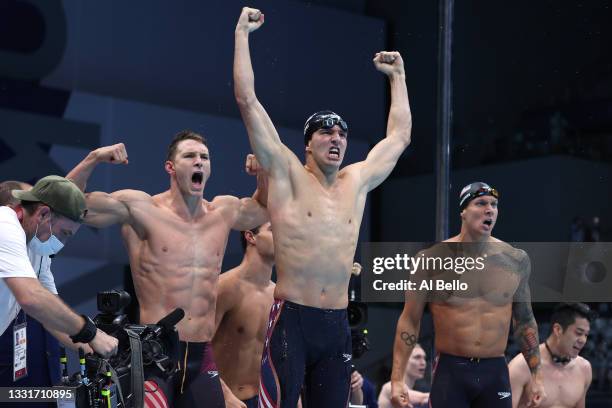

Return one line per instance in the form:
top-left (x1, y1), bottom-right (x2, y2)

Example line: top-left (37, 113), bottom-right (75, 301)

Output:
top-left (303, 111), bottom-right (348, 145)
top-left (459, 182), bottom-right (499, 211)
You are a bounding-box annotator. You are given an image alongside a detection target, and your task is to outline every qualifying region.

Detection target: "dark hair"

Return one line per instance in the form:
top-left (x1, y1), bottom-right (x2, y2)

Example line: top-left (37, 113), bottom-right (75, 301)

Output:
top-left (240, 225), bottom-right (262, 253)
top-left (166, 130), bottom-right (207, 162)
top-left (21, 200), bottom-right (44, 216)
top-left (550, 303), bottom-right (595, 332)
top-left (1, 180), bottom-right (54, 218)
top-left (0, 181), bottom-right (23, 206)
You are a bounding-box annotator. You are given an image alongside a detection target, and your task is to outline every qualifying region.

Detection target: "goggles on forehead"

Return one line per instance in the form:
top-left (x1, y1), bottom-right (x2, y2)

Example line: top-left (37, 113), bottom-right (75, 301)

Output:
top-left (459, 186), bottom-right (499, 209)
top-left (304, 115), bottom-right (348, 135)
top-left (317, 116), bottom-right (348, 132)
top-left (473, 186), bottom-right (499, 199)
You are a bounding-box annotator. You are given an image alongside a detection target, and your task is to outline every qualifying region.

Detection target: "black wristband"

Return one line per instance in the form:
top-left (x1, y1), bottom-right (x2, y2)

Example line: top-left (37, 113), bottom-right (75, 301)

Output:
top-left (70, 315), bottom-right (97, 344)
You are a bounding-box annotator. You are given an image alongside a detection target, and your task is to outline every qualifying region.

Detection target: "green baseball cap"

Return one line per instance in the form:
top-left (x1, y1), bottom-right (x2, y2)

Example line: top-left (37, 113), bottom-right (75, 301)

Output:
top-left (11, 175), bottom-right (87, 222)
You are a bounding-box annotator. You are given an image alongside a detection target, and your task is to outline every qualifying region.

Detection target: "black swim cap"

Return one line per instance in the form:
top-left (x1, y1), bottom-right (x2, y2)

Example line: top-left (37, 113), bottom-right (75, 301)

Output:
top-left (303, 111), bottom-right (348, 145)
top-left (459, 182), bottom-right (499, 210)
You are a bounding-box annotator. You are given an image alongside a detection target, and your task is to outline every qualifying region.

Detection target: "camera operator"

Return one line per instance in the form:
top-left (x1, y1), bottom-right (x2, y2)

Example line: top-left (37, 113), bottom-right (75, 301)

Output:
top-left (0, 181), bottom-right (93, 350)
top-left (0, 180), bottom-right (96, 408)
top-left (0, 176), bottom-right (118, 368)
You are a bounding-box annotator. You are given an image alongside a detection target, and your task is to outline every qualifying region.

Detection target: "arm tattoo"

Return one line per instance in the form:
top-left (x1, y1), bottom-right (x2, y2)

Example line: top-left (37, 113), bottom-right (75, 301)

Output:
top-left (400, 332), bottom-right (417, 348)
top-left (512, 252), bottom-right (541, 374)
top-left (517, 321), bottom-right (540, 373)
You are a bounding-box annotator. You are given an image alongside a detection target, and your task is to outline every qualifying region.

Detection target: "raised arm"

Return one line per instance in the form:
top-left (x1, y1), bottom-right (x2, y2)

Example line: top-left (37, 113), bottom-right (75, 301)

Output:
top-left (234, 7), bottom-right (290, 175)
top-left (390, 290), bottom-right (426, 408)
top-left (512, 252), bottom-right (546, 407)
top-left (65, 143), bottom-right (138, 228)
top-left (66, 143), bottom-right (128, 191)
top-left (357, 52), bottom-right (412, 192)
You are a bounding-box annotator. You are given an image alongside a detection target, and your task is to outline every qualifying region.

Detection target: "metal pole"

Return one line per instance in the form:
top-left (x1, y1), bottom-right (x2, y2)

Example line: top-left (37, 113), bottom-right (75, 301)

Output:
top-left (435, 0), bottom-right (454, 241)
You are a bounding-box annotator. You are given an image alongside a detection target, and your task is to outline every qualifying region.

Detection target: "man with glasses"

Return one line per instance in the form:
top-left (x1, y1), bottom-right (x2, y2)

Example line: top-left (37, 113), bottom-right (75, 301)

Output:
top-left (234, 7), bottom-right (412, 407)
top-left (390, 182), bottom-right (546, 408)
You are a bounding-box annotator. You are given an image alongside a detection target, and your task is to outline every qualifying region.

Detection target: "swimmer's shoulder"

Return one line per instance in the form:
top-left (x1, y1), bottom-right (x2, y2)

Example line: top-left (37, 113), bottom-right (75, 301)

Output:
top-left (111, 188), bottom-right (153, 203)
top-left (207, 195), bottom-right (242, 211)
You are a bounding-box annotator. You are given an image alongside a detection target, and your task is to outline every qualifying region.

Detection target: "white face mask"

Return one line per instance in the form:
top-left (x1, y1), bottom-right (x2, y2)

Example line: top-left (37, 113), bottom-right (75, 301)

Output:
top-left (29, 219), bottom-right (64, 256)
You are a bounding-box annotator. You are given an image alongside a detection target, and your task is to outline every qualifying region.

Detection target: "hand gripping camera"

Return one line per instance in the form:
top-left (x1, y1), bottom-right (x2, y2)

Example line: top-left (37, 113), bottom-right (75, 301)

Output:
top-left (57, 290), bottom-right (184, 408)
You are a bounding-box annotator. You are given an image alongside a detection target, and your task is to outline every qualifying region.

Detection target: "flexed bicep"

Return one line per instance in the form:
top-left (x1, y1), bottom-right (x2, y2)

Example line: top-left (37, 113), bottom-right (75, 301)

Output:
top-left (84, 189), bottom-right (147, 228)
top-left (84, 192), bottom-right (129, 227)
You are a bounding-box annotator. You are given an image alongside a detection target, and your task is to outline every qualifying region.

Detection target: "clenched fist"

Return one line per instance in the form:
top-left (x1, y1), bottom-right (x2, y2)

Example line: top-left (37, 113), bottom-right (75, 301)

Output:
top-left (245, 153), bottom-right (263, 176)
top-left (93, 143), bottom-right (128, 165)
top-left (391, 380), bottom-right (414, 408)
top-left (236, 7), bottom-right (264, 34)
top-left (373, 51), bottom-right (405, 77)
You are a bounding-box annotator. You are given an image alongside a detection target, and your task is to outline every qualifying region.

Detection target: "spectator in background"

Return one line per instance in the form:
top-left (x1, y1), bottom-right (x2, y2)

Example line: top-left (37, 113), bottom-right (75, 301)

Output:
top-left (379, 344), bottom-right (429, 408)
top-left (350, 369), bottom-right (379, 408)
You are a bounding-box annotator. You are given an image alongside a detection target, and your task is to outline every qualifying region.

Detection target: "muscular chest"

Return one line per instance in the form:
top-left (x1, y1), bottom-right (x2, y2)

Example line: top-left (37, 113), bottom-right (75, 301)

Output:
top-left (127, 206), bottom-right (231, 268)
top-left (430, 255), bottom-right (521, 306)
top-left (276, 176), bottom-right (363, 234)
top-left (459, 268), bottom-right (519, 302)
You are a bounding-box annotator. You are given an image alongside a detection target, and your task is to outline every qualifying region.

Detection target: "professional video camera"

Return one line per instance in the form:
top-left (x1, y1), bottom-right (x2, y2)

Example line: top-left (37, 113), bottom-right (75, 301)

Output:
top-left (57, 290), bottom-right (184, 408)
